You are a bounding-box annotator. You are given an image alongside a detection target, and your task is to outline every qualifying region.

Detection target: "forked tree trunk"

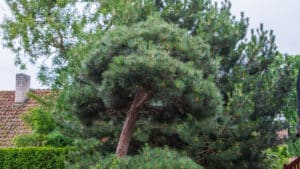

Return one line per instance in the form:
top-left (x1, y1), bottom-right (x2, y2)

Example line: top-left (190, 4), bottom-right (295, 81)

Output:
top-left (296, 70), bottom-right (300, 137)
top-left (116, 87), bottom-right (149, 157)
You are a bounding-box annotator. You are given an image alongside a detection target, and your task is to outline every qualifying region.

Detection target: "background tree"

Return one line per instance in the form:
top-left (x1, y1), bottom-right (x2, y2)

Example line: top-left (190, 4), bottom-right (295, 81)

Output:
top-left (294, 57), bottom-right (300, 136)
top-left (297, 70), bottom-right (300, 135)
top-left (0, 0), bottom-right (158, 86)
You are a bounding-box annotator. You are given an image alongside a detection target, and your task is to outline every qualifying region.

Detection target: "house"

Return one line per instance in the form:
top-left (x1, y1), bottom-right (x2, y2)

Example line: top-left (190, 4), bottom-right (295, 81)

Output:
top-left (0, 73), bottom-right (50, 147)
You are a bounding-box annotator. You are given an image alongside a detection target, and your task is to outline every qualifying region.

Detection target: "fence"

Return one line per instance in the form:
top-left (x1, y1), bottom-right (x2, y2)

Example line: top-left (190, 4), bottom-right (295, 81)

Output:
top-left (284, 157), bottom-right (300, 169)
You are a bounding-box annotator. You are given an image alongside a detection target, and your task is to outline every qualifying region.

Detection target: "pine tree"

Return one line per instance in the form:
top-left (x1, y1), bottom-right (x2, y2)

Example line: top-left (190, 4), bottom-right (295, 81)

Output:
top-left (71, 17), bottom-right (223, 157)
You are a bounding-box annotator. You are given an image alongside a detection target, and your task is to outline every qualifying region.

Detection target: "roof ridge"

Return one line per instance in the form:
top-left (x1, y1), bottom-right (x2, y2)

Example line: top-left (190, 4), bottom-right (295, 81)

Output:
top-left (29, 88), bottom-right (51, 91)
top-left (0, 90), bottom-right (14, 92)
top-left (0, 88), bottom-right (51, 92)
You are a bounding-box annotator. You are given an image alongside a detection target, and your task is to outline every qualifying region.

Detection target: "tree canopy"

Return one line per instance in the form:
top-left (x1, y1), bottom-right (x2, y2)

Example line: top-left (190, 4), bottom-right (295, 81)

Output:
top-left (74, 17), bottom-right (223, 157)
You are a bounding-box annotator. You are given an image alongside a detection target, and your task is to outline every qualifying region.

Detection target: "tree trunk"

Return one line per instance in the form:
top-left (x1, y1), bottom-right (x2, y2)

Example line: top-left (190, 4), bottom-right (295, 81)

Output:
top-left (116, 87), bottom-right (149, 157)
top-left (296, 70), bottom-right (300, 137)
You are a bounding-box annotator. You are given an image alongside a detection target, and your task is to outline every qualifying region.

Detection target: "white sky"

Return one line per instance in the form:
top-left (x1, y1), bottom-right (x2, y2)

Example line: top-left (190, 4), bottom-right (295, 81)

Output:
top-left (0, 0), bottom-right (300, 90)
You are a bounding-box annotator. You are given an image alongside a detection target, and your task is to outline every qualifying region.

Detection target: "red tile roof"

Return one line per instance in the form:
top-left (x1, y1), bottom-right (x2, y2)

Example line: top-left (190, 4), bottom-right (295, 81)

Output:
top-left (0, 89), bottom-right (50, 147)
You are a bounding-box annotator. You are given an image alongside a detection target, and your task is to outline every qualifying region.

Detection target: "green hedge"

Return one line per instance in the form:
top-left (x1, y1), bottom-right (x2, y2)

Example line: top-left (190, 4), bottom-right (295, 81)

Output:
top-left (0, 147), bottom-right (67, 169)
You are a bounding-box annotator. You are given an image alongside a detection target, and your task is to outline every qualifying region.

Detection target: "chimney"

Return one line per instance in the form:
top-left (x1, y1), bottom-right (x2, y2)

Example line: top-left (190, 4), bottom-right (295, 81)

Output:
top-left (15, 73), bottom-right (31, 103)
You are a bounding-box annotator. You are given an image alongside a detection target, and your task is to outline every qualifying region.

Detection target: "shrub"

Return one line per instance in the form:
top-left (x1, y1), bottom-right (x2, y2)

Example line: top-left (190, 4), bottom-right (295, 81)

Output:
top-left (263, 145), bottom-right (291, 169)
top-left (288, 139), bottom-right (300, 156)
top-left (14, 133), bottom-right (46, 147)
top-left (0, 147), bottom-right (67, 169)
top-left (90, 147), bottom-right (203, 169)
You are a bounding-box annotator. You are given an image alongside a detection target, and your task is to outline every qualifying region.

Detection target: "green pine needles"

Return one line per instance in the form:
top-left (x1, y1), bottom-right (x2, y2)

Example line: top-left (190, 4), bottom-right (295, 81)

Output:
top-left (74, 16), bottom-right (222, 157)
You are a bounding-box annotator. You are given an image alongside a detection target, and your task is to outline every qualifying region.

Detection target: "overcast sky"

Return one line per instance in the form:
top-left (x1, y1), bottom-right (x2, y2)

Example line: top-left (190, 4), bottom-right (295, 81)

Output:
top-left (0, 0), bottom-right (299, 90)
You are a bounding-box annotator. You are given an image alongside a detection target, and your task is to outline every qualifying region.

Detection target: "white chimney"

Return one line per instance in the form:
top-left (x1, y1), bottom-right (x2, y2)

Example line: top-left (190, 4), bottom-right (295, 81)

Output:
top-left (15, 73), bottom-right (31, 103)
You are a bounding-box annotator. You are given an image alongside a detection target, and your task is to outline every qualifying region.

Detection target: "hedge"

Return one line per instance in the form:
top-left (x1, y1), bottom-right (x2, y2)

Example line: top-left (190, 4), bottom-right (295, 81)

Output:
top-left (0, 147), bottom-right (67, 169)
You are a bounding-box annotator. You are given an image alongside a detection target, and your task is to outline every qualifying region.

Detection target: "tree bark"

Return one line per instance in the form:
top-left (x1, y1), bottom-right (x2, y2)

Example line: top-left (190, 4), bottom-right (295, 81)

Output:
top-left (296, 70), bottom-right (300, 137)
top-left (116, 87), bottom-right (149, 157)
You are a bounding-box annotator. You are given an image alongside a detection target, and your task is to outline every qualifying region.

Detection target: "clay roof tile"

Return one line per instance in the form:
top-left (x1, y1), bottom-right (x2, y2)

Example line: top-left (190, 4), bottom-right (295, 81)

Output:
top-left (0, 89), bottom-right (50, 147)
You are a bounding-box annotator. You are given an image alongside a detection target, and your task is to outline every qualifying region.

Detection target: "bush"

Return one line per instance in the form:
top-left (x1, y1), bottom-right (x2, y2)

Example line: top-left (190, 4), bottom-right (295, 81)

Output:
top-left (14, 134), bottom-right (46, 147)
top-left (0, 147), bottom-right (67, 169)
top-left (90, 147), bottom-right (203, 169)
top-left (263, 145), bottom-right (291, 169)
top-left (14, 131), bottom-right (72, 147)
top-left (288, 139), bottom-right (300, 156)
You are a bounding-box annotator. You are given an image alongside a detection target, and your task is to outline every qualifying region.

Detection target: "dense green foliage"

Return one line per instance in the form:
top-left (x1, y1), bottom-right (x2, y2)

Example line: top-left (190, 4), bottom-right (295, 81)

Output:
top-left (1, 0), bottom-right (298, 169)
top-left (263, 145), bottom-right (290, 169)
top-left (262, 138), bottom-right (300, 169)
top-left (281, 55), bottom-right (300, 134)
top-left (69, 17), bottom-right (292, 169)
top-left (14, 92), bottom-right (72, 147)
top-left (64, 16), bottom-right (223, 167)
top-left (12, 94), bottom-right (77, 168)
top-left (76, 16), bottom-right (222, 123)
top-left (288, 139), bottom-right (300, 156)
top-left (90, 147), bottom-right (203, 169)
top-left (0, 147), bottom-right (67, 169)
